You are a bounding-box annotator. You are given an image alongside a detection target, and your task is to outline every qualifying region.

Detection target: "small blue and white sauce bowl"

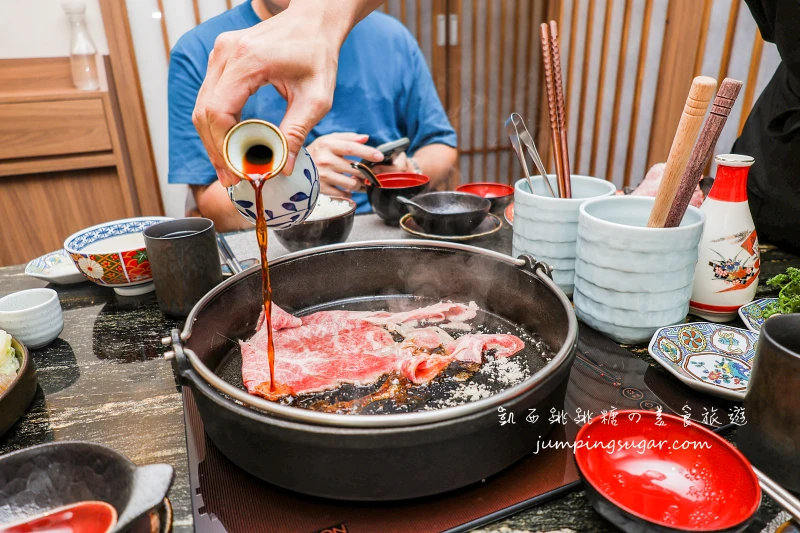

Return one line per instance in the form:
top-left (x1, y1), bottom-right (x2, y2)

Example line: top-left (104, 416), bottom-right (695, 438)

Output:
top-left (573, 196), bottom-right (705, 344)
top-left (512, 175), bottom-right (616, 297)
top-left (225, 120), bottom-right (320, 229)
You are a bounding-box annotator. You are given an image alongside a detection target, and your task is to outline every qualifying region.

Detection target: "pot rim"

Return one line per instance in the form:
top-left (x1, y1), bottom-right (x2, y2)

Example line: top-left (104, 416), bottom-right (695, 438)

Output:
top-left (178, 239), bottom-right (578, 428)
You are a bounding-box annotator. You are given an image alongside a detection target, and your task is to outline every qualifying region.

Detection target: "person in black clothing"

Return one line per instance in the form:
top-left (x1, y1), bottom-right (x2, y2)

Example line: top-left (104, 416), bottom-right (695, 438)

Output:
top-left (734, 0), bottom-right (800, 254)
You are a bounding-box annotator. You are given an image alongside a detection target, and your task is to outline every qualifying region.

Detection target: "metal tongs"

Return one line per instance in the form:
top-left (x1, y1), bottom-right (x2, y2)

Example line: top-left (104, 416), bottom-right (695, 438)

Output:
top-left (506, 113), bottom-right (558, 197)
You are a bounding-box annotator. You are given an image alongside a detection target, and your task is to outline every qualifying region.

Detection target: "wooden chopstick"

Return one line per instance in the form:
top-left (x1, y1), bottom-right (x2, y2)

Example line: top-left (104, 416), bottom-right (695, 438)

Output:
top-left (647, 76), bottom-right (717, 228)
top-left (664, 78), bottom-right (742, 228)
top-left (549, 21), bottom-right (572, 198)
top-left (540, 22), bottom-right (566, 199)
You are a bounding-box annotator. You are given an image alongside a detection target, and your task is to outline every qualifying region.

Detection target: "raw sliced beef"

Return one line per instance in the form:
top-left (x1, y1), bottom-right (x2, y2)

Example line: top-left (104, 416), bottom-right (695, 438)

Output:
top-left (446, 334), bottom-right (526, 364)
top-left (628, 163), bottom-right (704, 207)
top-left (240, 301), bottom-right (524, 398)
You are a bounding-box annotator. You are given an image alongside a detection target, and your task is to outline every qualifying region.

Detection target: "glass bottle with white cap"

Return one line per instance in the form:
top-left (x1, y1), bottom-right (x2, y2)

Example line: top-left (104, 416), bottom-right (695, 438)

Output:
top-left (689, 154), bottom-right (759, 322)
top-left (63, 2), bottom-right (99, 91)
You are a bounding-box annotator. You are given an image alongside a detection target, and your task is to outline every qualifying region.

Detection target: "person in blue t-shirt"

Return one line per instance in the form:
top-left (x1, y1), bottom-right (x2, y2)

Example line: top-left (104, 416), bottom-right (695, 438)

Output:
top-left (169, 0), bottom-right (457, 230)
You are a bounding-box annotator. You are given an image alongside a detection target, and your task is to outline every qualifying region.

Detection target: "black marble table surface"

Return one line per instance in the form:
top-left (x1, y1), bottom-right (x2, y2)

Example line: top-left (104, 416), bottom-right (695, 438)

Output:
top-left (0, 216), bottom-right (796, 533)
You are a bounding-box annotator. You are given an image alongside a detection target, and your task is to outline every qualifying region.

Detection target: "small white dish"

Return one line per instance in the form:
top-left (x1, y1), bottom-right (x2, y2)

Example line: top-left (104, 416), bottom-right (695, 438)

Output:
top-left (0, 288), bottom-right (64, 349)
top-left (648, 322), bottom-right (758, 401)
top-left (25, 249), bottom-right (86, 285)
top-left (737, 298), bottom-right (778, 333)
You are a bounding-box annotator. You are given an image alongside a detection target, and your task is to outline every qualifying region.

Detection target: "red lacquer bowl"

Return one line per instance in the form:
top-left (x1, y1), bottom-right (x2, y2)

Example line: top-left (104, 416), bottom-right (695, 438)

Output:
top-left (456, 182), bottom-right (514, 214)
top-left (575, 410), bottom-right (760, 533)
top-left (0, 501), bottom-right (117, 533)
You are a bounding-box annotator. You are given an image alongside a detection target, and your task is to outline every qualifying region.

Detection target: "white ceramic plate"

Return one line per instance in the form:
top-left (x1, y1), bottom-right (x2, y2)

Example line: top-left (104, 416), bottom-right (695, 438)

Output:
top-left (25, 250), bottom-right (86, 285)
top-left (737, 298), bottom-right (779, 333)
top-left (648, 322), bottom-right (759, 401)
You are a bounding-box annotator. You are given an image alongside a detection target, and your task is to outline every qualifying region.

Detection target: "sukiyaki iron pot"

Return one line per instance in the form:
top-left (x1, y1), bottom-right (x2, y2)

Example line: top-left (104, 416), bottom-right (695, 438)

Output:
top-left (166, 240), bottom-right (578, 501)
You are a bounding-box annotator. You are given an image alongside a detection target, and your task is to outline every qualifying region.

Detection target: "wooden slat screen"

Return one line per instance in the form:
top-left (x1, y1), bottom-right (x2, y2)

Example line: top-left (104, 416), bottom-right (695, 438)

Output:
top-left (123, 0), bottom-right (782, 217)
top-left (456, 0), bottom-right (547, 185)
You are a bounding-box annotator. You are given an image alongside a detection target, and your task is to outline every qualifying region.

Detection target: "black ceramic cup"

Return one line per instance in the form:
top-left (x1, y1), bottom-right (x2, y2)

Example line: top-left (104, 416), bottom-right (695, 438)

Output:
top-left (737, 313), bottom-right (800, 493)
top-left (143, 218), bottom-right (223, 317)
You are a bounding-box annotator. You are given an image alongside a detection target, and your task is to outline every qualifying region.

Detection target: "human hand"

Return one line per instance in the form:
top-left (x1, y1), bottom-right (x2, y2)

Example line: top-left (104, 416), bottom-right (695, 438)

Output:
top-left (191, 2), bottom-right (352, 187)
top-left (372, 152), bottom-right (412, 176)
top-left (307, 133), bottom-right (385, 197)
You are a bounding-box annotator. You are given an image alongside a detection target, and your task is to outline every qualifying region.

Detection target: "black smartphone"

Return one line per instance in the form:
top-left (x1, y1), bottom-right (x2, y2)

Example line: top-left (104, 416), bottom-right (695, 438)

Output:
top-left (359, 137), bottom-right (410, 168)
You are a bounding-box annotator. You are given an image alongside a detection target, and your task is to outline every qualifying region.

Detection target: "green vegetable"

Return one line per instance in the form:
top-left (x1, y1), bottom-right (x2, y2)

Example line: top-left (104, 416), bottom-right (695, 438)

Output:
top-left (762, 267), bottom-right (800, 319)
top-left (0, 330), bottom-right (18, 376)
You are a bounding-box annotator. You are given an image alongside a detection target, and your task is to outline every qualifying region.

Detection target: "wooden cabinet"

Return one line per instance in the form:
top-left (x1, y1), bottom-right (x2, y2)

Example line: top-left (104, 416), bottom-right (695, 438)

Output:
top-left (0, 99), bottom-right (112, 160)
top-left (0, 57), bottom-right (161, 267)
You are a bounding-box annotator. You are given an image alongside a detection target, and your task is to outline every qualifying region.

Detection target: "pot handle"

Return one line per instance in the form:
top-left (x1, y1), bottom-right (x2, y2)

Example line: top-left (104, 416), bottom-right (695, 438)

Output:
top-left (517, 254), bottom-right (554, 280)
top-left (162, 328), bottom-right (191, 383)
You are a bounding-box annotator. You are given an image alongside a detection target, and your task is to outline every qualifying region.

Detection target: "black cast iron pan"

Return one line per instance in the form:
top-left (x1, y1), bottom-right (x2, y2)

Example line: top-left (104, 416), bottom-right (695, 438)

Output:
top-left (166, 240), bottom-right (578, 500)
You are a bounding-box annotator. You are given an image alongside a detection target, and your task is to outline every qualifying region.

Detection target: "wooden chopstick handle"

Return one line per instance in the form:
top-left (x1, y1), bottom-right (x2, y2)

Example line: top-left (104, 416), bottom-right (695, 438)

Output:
top-left (664, 79), bottom-right (743, 227)
top-left (549, 20), bottom-right (571, 198)
top-left (540, 22), bottom-right (565, 198)
top-left (647, 76), bottom-right (717, 228)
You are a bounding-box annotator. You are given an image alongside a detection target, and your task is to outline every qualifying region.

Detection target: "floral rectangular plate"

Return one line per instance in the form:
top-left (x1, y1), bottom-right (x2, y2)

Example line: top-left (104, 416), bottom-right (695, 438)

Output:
top-left (25, 249), bottom-right (86, 285)
top-left (738, 298), bottom-right (778, 333)
top-left (648, 322), bottom-right (759, 401)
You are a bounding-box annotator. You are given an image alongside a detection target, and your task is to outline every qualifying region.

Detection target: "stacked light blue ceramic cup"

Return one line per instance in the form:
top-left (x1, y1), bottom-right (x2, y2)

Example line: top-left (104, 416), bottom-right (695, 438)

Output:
top-left (573, 196), bottom-right (706, 344)
top-left (512, 176), bottom-right (617, 297)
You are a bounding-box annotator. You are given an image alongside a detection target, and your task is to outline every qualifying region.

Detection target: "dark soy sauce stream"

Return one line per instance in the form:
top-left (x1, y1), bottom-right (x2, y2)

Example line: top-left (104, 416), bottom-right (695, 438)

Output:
top-left (243, 144), bottom-right (291, 399)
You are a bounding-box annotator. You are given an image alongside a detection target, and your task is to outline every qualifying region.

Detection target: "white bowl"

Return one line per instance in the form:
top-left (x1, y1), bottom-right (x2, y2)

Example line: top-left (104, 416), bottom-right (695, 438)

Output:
top-left (573, 196), bottom-right (705, 344)
top-left (0, 289), bottom-right (63, 349)
top-left (511, 175), bottom-right (617, 296)
top-left (63, 217), bottom-right (172, 296)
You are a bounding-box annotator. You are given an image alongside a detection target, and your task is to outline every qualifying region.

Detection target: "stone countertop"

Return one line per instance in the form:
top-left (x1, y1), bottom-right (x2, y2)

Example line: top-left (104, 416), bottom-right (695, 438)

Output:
top-left (0, 214), bottom-right (795, 533)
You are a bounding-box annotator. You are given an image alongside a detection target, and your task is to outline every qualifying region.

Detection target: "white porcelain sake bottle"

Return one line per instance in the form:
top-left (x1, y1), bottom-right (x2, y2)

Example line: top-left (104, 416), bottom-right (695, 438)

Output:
top-left (690, 154), bottom-right (759, 322)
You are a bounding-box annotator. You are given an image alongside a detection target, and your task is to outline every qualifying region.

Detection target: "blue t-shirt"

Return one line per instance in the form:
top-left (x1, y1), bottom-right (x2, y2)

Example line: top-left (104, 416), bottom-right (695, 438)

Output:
top-left (168, 3), bottom-right (457, 213)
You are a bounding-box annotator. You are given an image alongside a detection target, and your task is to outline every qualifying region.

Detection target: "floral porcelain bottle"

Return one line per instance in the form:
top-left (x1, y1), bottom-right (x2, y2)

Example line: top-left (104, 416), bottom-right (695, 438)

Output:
top-left (689, 154), bottom-right (759, 322)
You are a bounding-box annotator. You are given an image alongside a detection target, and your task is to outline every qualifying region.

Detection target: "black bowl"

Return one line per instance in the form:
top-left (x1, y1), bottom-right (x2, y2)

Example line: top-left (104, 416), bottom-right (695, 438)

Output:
top-left (273, 196), bottom-right (357, 252)
top-left (366, 173), bottom-right (430, 226)
top-left (402, 191), bottom-right (491, 235)
top-left (0, 441), bottom-right (173, 532)
top-left (0, 337), bottom-right (37, 437)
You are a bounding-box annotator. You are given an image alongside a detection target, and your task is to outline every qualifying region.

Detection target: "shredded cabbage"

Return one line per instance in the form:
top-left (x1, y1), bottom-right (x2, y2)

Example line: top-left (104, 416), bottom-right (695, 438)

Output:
top-left (0, 330), bottom-right (19, 376)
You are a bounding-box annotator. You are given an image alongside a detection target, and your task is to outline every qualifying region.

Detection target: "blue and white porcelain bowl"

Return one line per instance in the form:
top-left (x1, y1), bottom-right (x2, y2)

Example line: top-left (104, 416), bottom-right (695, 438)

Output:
top-left (63, 217), bottom-right (172, 296)
top-left (228, 146), bottom-right (320, 229)
top-left (648, 322), bottom-right (758, 400)
top-left (512, 176), bottom-right (616, 297)
top-left (224, 120), bottom-right (320, 229)
top-left (573, 196), bottom-right (705, 344)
